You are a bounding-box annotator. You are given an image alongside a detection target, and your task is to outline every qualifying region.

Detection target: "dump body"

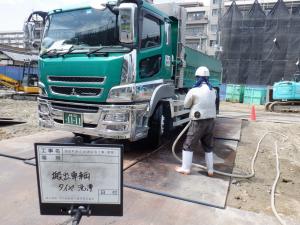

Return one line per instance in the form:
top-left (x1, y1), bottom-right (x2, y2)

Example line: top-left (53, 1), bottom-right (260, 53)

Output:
top-left (183, 47), bottom-right (222, 88)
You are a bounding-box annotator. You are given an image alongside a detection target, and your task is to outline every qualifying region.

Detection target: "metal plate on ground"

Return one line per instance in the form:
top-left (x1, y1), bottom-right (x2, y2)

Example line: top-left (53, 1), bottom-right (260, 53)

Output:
top-left (0, 117), bottom-right (25, 127)
top-left (124, 139), bottom-right (238, 208)
top-left (0, 157), bottom-right (286, 225)
top-left (91, 138), bottom-right (169, 170)
top-left (214, 117), bottom-right (242, 141)
top-left (0, 131), bottom-right (74, 160)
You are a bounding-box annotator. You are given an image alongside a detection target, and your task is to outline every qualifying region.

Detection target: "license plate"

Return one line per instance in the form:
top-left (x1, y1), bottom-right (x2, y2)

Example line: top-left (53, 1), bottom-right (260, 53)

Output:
top-left (63, 112), bottom-right (82, 127)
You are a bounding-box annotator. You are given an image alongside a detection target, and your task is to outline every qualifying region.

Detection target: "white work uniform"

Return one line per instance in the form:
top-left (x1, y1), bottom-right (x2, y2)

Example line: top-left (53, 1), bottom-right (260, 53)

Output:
top-left (183, 83), bottom-right (217, 153)
top-left (184, 84), bottom-right (217, 120)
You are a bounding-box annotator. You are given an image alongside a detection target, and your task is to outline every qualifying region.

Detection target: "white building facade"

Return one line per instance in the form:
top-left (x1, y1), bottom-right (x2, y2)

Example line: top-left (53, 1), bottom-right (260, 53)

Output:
top-left (0, 31), bottom-right (24, 48)
top-left (178, 0), bottom-right (222, 56)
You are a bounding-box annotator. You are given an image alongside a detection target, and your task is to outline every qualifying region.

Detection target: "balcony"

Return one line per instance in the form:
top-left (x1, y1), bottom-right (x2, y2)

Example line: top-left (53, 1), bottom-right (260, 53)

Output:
top-left (185, 34), bottom-right (208, 40)
top-left (185, 30), bottom-right (208, 39)
top-left (186, 17), bottom-right (209, 25)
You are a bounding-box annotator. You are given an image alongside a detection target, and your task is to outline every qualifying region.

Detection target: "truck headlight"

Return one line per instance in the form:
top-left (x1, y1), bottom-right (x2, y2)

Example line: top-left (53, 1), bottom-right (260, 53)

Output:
top-left (134, 83), bottom-right (159, 101)
top-left (104, 112), bottom-right (129, 122)
top-left (39, 103), bottom-right (50, 114)
top-left (107, 80), bottom-right (163, 103)
top-left (107, 85), bottom-right (135, 102)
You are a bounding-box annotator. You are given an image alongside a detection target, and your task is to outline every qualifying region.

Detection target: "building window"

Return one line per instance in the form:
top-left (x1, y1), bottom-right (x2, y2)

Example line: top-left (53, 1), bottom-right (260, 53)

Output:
top-left (186, 25), bottom-right (206, 36)
top-left (141, 16), bottom-right (161, 49)
top-left (213, 0), bottom-right (219, 4)
top-left (187, 39), bottom-right (206, 51)
top-left (210, 40), bottom-right (216, 47)
top-left (212, 9), bottom-right (218, 16)
top-left (186, 42), bottom-right (198, 49)
top-left (211, 24), bottom-right (217, 33)
top-left (187, 11), bottom-right (206, 21)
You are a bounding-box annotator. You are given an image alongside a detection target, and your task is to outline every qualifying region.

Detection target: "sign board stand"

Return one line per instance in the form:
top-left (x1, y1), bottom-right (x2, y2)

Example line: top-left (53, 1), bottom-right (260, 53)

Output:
top-left (35, 140), bottom-right (123, 224)
top-left (69, 205), bottom-right (90, 225)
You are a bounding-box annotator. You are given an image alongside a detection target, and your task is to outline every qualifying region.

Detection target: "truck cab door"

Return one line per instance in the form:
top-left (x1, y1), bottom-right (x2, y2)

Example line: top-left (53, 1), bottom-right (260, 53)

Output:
top-left (136, 11), bottom-right (172, 83)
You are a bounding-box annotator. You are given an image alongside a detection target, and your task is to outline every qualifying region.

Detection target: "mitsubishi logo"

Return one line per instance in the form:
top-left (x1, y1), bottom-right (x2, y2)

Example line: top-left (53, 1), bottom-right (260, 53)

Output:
top-left (71, 88), bottom-right (77, 96)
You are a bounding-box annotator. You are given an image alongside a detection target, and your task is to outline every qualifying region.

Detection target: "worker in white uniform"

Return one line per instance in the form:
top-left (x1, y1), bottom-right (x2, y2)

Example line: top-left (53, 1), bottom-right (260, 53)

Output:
top-left (175, 66), bottom-right (216, 177)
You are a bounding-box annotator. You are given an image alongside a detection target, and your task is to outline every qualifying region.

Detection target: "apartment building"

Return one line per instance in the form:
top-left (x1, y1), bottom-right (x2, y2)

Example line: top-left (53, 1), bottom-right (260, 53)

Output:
top-left (179, 0), bottom-right (222, 56)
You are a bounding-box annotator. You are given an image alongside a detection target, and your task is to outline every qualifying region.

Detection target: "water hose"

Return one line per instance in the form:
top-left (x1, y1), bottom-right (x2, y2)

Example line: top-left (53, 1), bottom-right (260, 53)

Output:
top-left (172, 120), bottom-right (289, 225)
top-left (271, 141), bottom-right (287, 225)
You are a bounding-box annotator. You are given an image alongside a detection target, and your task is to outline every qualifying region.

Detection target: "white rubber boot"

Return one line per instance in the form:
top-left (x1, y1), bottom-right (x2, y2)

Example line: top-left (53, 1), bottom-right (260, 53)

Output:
top-left (205, 152), bottom-right (214, 177)
top-left (175, 150), bottom-right (193, 175)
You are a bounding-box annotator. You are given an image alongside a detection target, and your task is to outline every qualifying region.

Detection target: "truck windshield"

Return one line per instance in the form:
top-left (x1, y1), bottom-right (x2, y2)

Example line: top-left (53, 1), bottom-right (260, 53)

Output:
top-left (42, 8), bottom-right (118, 52)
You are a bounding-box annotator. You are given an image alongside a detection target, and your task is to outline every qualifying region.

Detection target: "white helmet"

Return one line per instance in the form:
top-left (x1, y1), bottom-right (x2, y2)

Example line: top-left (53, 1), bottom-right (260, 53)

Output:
top-left (195, 66), bottom-right (210, 77)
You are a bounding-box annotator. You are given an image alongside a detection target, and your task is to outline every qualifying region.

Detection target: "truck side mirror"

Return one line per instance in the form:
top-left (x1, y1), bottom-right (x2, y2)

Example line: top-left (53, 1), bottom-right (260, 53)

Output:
top-left (32, 41), bottom-right (40, 49)
top-left (24, 22), bottom-right (41, 49)
top-left (118, 3), bottom-right (137, 44)
top-left (23, 11), bottom-right (47, 50)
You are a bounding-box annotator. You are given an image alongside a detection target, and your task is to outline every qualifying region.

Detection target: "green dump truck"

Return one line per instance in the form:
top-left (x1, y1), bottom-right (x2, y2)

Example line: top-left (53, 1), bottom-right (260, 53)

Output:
top-left (24, 0), bottom-right (222, 146)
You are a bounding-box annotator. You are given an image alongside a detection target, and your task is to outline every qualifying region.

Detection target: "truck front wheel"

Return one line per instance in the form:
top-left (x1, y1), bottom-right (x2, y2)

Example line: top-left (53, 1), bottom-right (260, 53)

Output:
top-left (73, 133), bottom-right (91, 143)
top-left (146, 104), bottom-right (164, 148)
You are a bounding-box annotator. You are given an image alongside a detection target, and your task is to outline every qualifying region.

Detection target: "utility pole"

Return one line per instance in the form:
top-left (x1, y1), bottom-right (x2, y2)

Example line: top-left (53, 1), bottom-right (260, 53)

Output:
top-left (216, 0), bottom-right (223, 59)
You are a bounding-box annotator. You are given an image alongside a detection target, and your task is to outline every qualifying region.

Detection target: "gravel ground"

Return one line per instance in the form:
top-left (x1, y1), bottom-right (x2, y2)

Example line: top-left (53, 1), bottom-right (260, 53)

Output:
top-left (0, 98), bottom-right (48, 140)
top-left (222, 102), bottom-right (300, 223)
top-left (0, 98), bottom-right (299, 222)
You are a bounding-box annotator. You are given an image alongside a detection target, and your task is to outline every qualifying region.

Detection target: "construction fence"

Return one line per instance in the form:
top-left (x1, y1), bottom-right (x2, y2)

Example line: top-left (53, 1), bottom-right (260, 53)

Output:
top-left (221, 0), bottom-right (300, 85)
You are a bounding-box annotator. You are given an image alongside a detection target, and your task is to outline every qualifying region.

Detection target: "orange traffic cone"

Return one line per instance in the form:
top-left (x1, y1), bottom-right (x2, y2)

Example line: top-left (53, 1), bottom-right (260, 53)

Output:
top-left (250, 105), bottom-right (256, 121)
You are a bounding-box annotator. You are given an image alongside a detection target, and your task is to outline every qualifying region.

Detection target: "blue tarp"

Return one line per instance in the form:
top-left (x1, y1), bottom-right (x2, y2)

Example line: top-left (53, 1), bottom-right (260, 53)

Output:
top-left (0, 65), bottom-right (23, 81)
top-left (0, 65), bottom-right (39, 81)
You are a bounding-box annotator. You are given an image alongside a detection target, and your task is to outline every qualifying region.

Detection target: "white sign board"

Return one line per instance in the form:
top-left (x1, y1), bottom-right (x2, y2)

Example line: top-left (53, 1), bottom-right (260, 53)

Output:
top-left (36, 144), bottom-right (122, 207)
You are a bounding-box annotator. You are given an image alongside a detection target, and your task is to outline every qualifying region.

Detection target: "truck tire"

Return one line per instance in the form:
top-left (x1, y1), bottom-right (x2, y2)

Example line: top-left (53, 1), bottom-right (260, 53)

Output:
top-left (146, 104), bottom-right (164, 148)
top-left (162, 101), bottom-right (174, 137)
top-left (215, 87), bottom-right (220, 114)
top-left (73, 133), bottom-right (91, 143)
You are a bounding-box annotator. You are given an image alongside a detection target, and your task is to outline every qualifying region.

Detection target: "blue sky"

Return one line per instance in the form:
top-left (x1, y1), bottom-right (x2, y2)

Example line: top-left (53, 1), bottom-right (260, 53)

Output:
top-left (0, 0), bottom-right (210, 31)
top-left (0, 0), bottom-right (95, 31)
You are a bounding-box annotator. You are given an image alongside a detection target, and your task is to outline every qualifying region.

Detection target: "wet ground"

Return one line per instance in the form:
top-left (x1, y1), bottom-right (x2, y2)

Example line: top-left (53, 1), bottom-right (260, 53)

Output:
top-left (0, 99), bottom-right (299, 224)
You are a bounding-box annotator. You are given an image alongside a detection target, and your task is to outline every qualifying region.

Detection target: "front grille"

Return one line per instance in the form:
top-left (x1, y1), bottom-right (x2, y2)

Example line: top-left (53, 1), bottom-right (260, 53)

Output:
top-left (50, 86), bottom-right (102, 97)
top-left (48, 76), bottom-right (105, 83)
top-left (51, 102), bottom-right (99, 113)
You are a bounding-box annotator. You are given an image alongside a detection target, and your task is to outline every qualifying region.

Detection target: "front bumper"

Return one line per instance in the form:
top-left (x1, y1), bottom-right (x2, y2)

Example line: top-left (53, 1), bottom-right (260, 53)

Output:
top-left (38, 98), bottom-right (150, 141)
